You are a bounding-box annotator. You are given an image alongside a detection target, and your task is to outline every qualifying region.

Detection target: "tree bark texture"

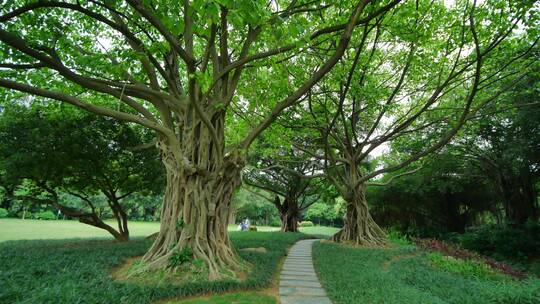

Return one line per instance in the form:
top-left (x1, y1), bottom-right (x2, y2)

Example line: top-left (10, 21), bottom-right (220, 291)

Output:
top-left (500, 171), bottom-right (539, 225)
top-left (141, 113), bottom-right (245, 280)
top-left (274, 195), bottom-right (299, 232)
top-left (332, 184), bottom-right (387, 246)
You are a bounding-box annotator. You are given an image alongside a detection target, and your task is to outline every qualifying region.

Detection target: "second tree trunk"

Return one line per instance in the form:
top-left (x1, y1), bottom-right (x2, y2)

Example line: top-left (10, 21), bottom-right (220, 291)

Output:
top-left (332, 185), bottom-right (387, 246)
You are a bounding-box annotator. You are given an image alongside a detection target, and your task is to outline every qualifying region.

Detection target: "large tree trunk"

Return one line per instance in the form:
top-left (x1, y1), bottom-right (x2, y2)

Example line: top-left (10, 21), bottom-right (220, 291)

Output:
top-left (281, 211), bottom-right (299, 232)
top-left (228, 207), bottom-right (237, 225)
top-left (500, 173), bottom-right (538, 225)
top-left (79, 214), bottom-right (129, 242)
top-left (274, 196), bottom-right (299, 232)
top-left (280, 198), bottom-right (299, 232)
top-left (490, 166), bottom-right (538, 226)
top-left (140, 117), bottom-right (245, 279)
top-left (107, 196), bottom-right (130, 242)
top-left (332, 185), bottom-right (387, 246)
top-left (443, 190), bottom-right (467, 233)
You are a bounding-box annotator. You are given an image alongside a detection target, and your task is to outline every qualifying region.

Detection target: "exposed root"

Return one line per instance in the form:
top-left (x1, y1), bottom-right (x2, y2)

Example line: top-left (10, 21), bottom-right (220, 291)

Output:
top-left (332, 187), bottom-right (388, 247)
top-left (132, 140), bottom-right (246, 280)
top-left (114, 254), bottom-right (250, 286)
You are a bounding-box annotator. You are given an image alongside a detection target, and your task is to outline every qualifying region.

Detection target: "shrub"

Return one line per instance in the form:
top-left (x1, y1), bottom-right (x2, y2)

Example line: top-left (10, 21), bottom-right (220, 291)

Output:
top-left (299, 221), bottom-right (314, 227)
top-left (405, 225), bottom-right (451, 239)
top-left (34, 211), bottom-right (56, 220)
top-left (313, 241), bottom-right (540, 304)
top-left (0, 208), bottom-right (8, 218)
top-left (453, 223), bottom-right (540, 261)
top-left (168, 246), bottom-right (193, 269)
top-left (414, 238), bottom-right (526, 279)
top-left (269, 218), bottom-right (281, 227)
top-left (17, 211), bottom-right (34, 219)
top-left (386, 228), bottom-right (411, 246)
top-left (427, 252), bottom-right (505, 280)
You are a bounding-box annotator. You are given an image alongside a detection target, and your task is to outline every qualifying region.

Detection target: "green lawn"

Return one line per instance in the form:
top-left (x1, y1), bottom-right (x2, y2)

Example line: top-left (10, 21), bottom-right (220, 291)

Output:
top-left (4, 219), bottom-right (537, 304)
top-left (298, 226), bottom-right (340, 237)
top-left (169, 292), bottom-right (276, 304)
top-left (312, 242), bottom-right (540, 304)
top-left (0, 218), bottom-right (161, 242)
top-left (0, 232), bottom-right (308, 303)
top-left (0, 219), bottom-right (338, 303)
top-left (0, 218), bottom-right (338, 242)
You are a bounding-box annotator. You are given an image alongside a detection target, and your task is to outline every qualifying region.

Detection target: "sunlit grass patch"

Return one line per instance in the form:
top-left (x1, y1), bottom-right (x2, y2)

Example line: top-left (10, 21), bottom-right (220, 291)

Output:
top-left (0, 232), bottom-right (308, 303)
top-left (313, 241), bottom-right (540, 304)
top-left (426, 251), bottom-right (507, 280)
top-left (164, 291), bottom-right (277, 304)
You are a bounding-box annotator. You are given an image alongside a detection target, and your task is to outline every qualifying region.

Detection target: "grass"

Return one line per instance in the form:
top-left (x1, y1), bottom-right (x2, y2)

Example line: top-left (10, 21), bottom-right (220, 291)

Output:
top-left (167, 292), bottom-right (276, 304)
top-left (0, 219), bottom-right (337, 303)
top-left (0, 232), bottom-right (309, 303)
top-left (312, 242), bottom-right (540, 304)
top-left (0, 218), bottom-right (161, 242)
top-left (525, 259), bottom-right (540, 277)
top-left (0, 218), bottom-right (338, 242)
top-left (298, 226), bottom-right (340, 238)
top-left (5, 219), bottom-right (537, 303)
top-left (426, 251), bottom-right (507, 280)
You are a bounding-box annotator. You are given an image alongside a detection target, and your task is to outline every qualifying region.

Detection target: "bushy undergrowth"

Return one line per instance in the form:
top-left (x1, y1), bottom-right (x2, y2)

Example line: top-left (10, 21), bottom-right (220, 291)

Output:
top-left (404, 223), bottom-right (540, 262)
top-left (450, 223), bottom-right (540, 261)
top-left (0, 232), bottom-right (309, 303)
top-left (414, 238), bottom-right (526, 278)
top-left (34, 211), bottom-right (56, 220)
top-left (386, 228), bottom-right (412, 246)
top-left (168, 246), bottom-right (194, 269)
top-left (398, 223), bottom-right (540, 276)
top-left (299, 221), bottom-right (314, 227)
top-left (426, 252), bottom-right (506, 280)
top-left (313, 242), bottom-right (540, 304)
top-left (0, 208), bottom-right (8, 218)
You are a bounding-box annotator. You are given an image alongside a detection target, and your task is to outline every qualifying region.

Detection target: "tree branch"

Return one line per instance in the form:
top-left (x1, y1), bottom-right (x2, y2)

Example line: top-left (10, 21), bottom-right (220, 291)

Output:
top-left (240, 0), bottom-right (374, 149)
top-left (366, 166), bottom-right (423, 186)
top-left (0, 78), bottom-right (173, 138)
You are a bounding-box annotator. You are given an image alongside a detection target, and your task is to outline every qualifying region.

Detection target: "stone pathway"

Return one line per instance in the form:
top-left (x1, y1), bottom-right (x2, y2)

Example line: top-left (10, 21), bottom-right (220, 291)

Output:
top-left (279, 239), bottom-right (332, 304)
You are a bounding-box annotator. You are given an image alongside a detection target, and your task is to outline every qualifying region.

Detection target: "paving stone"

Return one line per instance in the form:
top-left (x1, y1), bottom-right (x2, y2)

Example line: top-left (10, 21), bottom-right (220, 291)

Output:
top-left (283, 264), bottom-right (313, 269)
top-left (280, 275), bottom-right (319, 282)
top-left (282, 267), bottom-right (316, 273)
top-left (284, 259), bottom-right (312, 262)
top-left (283, 266), bottom-right (314, 270)
top-left (281, 268), bottom-right (316, 273)
top-left (280, 279), bottom-right (322, 288)
top-left (284, 260), bottom-right (311, 263)
top-left (285, 260), bottom-right (311, 263)
top-left (279, 239), bottom-right (333, 304)
top-left (284, 260), bottom-right (313, 264)
top-left (280, 286), bottom-right (327, 297)
top-left (282, 265), bottom-right (313, 270)
top-left (282, 269), bottom-right (316, 275)
top-left (280, 296), bottom-right (332, 304)
top-left (281, 271), bottom-right (317, 277)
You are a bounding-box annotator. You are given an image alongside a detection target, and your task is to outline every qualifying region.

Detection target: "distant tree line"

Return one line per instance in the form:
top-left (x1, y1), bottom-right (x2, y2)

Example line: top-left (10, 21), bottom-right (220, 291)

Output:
top-left (368, 75), bottom-right (540, 236)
